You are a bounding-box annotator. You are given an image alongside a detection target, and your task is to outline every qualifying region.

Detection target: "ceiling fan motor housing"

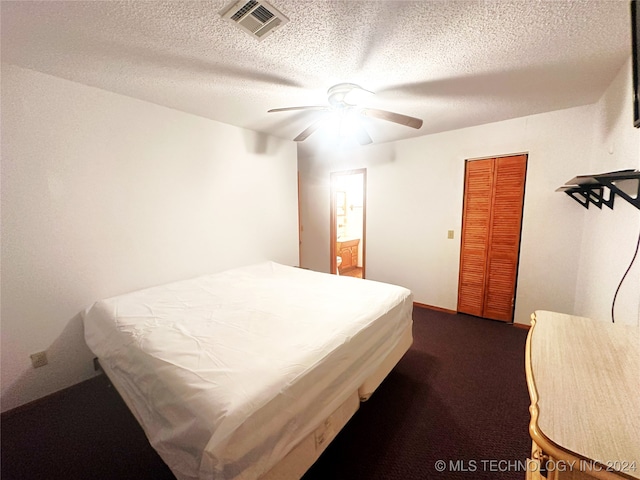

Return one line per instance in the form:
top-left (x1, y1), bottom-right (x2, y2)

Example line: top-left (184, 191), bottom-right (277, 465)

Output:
top-left (327, 83), bottom-right (372, 107)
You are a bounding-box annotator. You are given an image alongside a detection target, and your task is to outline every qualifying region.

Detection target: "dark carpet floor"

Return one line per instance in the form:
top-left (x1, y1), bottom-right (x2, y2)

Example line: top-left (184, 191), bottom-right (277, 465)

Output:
top-left (1, 308), bottom-right (531, 480)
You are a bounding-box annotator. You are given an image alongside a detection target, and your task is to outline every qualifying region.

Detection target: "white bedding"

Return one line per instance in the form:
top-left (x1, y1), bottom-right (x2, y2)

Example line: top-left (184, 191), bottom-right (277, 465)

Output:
top-left (82, 262), bottom-right (413, 480)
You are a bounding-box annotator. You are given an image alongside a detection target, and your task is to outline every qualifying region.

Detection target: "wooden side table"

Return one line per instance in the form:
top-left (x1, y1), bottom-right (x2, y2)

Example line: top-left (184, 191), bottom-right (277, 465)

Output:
top-left (525, 310), bottom-right (639, 480)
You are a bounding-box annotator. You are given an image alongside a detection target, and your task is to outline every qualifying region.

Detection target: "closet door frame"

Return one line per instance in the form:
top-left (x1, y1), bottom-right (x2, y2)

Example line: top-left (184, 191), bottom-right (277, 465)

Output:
top-left (457, 154), bottom-right (528, 323)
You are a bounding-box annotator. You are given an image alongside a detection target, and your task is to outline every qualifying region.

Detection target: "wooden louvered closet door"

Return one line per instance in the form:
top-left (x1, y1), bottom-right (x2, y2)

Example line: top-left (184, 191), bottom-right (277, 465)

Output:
top-left (457, 155), bottom-right (527, 322)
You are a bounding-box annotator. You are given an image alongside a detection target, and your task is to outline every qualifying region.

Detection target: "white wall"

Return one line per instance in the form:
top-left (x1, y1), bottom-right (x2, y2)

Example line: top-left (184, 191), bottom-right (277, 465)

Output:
top-left (574, 59), bottom-right (640, 326)
top-left (300, 63), bottom-right (640, 327)
top-left (1, 64), bottom-right (299, 412)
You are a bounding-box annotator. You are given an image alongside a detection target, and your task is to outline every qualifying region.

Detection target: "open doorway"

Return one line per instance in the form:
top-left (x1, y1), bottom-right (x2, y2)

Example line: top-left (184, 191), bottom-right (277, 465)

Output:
top-left (330, 169), bottom-right (366, 278)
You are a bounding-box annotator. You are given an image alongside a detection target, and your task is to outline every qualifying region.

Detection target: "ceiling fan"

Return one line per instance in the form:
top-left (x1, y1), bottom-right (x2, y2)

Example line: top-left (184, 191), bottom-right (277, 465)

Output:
top-left (267, 83), bottom-right (423, 145)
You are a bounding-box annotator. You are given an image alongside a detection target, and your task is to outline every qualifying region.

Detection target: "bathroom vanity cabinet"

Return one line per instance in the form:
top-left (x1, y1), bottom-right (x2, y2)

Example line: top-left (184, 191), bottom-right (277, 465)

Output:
top-left (336, 239), bottom-right (359, 272)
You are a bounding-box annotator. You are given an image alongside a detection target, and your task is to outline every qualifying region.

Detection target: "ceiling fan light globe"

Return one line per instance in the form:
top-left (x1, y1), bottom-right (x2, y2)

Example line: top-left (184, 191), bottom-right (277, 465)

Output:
top-left (338, 110), bottom-right (361, 138)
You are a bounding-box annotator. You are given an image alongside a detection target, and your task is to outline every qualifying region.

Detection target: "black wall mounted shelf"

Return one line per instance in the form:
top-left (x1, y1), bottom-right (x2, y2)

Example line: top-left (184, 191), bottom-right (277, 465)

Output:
top-left (556, 170), bottom-right (640, 210)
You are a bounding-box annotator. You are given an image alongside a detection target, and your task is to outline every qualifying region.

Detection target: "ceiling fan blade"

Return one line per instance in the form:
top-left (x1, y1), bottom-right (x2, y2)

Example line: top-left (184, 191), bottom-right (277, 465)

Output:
top-left (354, 125), bottom-right (373, 145)
top-left (268, 106), bottom-right (329, 113)
top-left (360, 108), bottom-right (423, 129)
top-left (293, 119), bottom-right (325, 142)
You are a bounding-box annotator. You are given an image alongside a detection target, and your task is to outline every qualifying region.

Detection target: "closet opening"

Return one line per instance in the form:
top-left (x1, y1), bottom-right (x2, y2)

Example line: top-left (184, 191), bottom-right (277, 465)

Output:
top-left (457, 154), bottom-right (528, 322)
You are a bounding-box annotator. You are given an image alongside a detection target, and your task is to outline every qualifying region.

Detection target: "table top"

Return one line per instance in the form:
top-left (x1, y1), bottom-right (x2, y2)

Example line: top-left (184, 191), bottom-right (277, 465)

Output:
top-left (527, 310), bottom-right (640, 479)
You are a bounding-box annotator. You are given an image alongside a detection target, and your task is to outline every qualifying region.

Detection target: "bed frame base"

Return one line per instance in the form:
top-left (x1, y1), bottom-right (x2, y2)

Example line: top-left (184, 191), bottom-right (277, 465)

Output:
top-left (262, 324), bottom-right (413, 479)
top-left (262, 391), bottom-right (360, 480)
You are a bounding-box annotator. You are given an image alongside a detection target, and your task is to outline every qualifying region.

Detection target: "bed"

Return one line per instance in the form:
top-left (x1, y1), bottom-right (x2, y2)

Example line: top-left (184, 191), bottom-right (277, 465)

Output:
top-left (82, 261), bottom-right (413, 480)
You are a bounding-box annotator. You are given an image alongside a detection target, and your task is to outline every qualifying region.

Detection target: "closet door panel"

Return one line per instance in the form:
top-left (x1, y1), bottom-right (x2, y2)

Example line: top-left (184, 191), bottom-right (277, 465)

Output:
top-left (457, 159), bottom-right (495, 316)
top-left (482, 155), bottom-right (527, 321)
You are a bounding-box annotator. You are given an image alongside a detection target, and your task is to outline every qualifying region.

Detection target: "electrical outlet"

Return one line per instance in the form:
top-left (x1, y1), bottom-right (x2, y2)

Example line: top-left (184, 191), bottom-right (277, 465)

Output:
top-left (30, 351), bottom-right (48, 368)
top-left (447, 230), bottom-right (455, 239)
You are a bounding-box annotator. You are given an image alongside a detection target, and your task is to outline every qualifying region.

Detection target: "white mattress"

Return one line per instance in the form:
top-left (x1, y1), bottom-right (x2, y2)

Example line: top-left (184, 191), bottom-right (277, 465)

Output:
top-left (82, 262), bottom-right (413, 480)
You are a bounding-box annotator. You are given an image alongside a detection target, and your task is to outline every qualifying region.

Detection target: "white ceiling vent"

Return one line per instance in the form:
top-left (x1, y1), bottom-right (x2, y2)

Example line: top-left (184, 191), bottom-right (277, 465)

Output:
top-left (219, 0), bottom-right (289, 41)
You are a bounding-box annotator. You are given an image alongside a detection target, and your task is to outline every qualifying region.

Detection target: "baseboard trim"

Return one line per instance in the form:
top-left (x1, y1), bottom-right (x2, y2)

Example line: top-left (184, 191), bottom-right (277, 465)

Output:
top-left (413, 302), bottom-right (457, 314)
top-left (413, 303), bottom-right (531, 328)
top-left (512, 322), bottom-right (531, 330)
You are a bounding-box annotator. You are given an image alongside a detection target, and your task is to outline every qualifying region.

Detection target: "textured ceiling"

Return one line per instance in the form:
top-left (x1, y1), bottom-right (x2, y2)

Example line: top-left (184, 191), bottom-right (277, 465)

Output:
top-left (1, 1), bottom-right (633, 154)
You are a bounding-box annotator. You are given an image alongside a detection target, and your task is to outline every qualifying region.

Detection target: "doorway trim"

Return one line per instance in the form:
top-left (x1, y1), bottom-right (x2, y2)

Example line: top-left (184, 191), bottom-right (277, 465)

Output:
top-left (457, 153), bottom-right (528, 323)
top-left (330, 169), bottom-right (367, 277)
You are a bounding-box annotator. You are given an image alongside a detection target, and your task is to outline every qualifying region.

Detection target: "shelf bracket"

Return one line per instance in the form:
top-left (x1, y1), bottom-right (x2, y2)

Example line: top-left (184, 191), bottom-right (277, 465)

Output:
top-left (593, 174), bottom-right (640, 210)
top-left (558, 170), bottom-right (639, 211)
top-left (559, 185), bottom-right (614, 210)
top-left (587, 185), bottom-right (615, 209)
top-left (563, 187), bottom-right (591, 209)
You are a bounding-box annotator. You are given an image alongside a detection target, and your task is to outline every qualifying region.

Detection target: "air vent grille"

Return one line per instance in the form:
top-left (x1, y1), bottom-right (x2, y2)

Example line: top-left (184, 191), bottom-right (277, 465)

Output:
top-left (252, 5), bottom-right (274, 23)
top-left (230, 0), bottom-right (257, 21)
top-left (220, 0), bottom-right (289, 41)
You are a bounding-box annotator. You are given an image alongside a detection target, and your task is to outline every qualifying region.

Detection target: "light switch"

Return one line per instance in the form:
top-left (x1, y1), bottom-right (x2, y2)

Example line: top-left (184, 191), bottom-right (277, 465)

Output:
top-left (447, 230), bottom-right (454, 239)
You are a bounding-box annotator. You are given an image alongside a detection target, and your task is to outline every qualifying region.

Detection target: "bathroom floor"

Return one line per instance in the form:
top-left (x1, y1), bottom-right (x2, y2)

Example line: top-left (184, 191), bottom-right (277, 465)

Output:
top-left (341, 267), bottom-right (363, 279)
